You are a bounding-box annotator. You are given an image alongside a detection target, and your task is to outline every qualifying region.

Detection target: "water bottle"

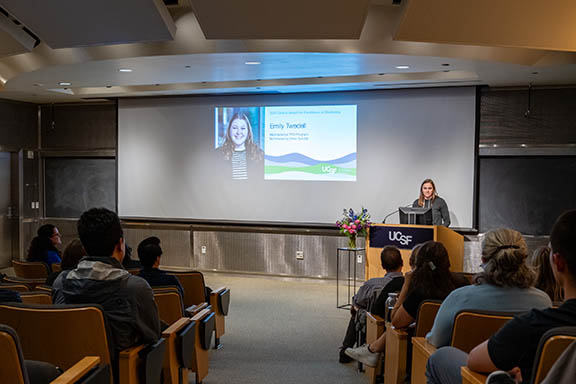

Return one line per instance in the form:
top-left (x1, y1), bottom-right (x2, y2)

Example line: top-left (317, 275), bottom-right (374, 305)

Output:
top-left (384, 292), bottom-right (398, 323)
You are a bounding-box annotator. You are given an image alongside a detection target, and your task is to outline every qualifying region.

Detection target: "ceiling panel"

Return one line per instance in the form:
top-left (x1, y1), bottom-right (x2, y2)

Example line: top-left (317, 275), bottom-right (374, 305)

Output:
top-left (395, 0), bottom-right (576, 52)
top-left (190, 0), bottom-right (371, 39)
top-left (1, 0), bottom-right (176, 49)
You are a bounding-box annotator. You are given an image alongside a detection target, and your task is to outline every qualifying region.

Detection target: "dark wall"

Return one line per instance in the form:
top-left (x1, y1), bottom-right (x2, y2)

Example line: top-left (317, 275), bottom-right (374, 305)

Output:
top-left (480, 87), bottom-right (576, 145)
top-left (478, 87), bottom-right (576, 234)
top-left (0, 99), bottom-right (37, 149)
top-left (40, 103), bottom-right (116, 149)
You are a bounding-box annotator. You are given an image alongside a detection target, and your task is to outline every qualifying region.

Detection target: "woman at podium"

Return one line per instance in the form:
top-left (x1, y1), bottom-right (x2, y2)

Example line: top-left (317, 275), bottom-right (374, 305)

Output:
top-left (412, 179), bottom-right (451, 226)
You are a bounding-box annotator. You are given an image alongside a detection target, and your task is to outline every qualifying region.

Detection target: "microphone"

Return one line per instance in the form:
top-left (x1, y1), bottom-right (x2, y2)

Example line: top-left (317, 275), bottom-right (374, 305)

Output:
top-left (382, 204), bottom-right (413, 223)
top-left (382, 209), bottom-right (398, 224)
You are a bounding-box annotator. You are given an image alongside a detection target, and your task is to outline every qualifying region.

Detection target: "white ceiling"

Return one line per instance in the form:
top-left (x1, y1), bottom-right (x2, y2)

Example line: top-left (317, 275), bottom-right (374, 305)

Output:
top-left (0, 0), bottom-right (575, 103)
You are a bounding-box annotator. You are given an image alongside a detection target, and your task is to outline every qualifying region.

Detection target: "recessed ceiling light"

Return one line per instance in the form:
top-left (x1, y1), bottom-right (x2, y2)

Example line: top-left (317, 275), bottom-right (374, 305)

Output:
top-left (493, 144), bottom-right (498, 148)
top-left (395, 65), bottom-right (410, 69)
top-left (118, 68), bottom-right (133, 73)
top-left (521, 144), bottom-right (527, 147)
top-left (244, 61), bottom-right (261, 65)
top-left (58, 82), bottom-right (71, 86)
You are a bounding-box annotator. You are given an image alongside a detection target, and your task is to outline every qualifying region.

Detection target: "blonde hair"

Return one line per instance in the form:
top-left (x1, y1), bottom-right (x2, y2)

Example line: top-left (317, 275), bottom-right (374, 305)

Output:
top-left (477, 228), bottom-right (535, 288)
top-left (529, 246), bottom-right (563, 302)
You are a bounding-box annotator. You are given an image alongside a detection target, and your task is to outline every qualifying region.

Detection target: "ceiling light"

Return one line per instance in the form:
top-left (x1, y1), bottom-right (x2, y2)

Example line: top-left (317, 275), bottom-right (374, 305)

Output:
top-left (493, 144), bottom-right (498, 148)
top-left (521, 144), bottom-right (527, 147)
top-left (395, 65), bottom-right (410, 69)
top-left (244, 61), bottom-right (261, 65)
top-left (58, 82), bottom-right (71, 86)
top-left (118, 68), bottom-right (133, 72)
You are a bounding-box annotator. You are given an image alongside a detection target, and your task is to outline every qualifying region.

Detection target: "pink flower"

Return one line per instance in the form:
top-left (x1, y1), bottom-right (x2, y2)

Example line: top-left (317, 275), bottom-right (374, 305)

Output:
top-left (355, 219), bottom-right (360, 224)
top-left (352, 224), bottom-right (357, 229)
top-left (348, 228), bottom-right (354, 234)
top-left (343, 224), bottom-right (348, 229)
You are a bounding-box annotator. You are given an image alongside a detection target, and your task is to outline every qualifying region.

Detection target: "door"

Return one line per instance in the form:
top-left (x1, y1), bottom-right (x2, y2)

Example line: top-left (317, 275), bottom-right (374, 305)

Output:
top-left (0, 152), bottom-right (12, 268)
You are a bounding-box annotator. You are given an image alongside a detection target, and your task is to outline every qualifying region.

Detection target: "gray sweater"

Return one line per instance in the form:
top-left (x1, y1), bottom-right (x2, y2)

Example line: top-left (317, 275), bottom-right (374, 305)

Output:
top-left (412, 196), bottom-right (451, 226)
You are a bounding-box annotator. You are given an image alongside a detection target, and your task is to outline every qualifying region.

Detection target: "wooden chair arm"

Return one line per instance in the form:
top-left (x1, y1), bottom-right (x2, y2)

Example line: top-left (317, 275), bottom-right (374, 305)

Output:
top-left (461, 367), bottom-right (487, 384)
top-left (51, 356), bottom-right (101, 384)
top-left (163, 317), bottom-right (191, 336)
top-left (184, 302), bottom-right (210, 317)
top-left (191, 308), bottom-right (212, 322)
top-left (366, 312), bottom-right (385, 324)
top-left (210, 286), bottom-right (227, 295)
top-left (118, 344), bottom-right (147, 384)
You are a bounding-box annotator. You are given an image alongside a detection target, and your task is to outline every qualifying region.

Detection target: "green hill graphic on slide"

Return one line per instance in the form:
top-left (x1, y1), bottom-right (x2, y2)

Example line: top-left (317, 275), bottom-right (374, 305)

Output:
top-left (265, 163), bottom-right (356, 176)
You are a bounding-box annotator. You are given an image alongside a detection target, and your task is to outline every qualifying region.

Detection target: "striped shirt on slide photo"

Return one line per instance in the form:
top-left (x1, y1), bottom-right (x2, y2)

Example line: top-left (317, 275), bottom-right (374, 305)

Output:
top-left (232, 150), bottom-right (248, 180)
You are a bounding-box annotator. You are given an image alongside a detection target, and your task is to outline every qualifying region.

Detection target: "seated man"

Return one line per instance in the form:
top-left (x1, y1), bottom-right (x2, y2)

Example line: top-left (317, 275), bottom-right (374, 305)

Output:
top-left (426, 209), bottom-right (576, 384)
top-left (339, 245), bottom-right (404, 363)
top-left (53, 208), bottom-right (161, 357)
top-left (137, 236), bottom-right (184, 299)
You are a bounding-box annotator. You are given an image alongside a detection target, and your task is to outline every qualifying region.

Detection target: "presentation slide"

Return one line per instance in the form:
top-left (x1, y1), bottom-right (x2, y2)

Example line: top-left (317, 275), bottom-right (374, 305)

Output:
top-left (118, 87), bottom-right (477, 227)
top-left (264, 105), bottom-right (356, 181)
top-left (214, 105), bottom-right (357, 181)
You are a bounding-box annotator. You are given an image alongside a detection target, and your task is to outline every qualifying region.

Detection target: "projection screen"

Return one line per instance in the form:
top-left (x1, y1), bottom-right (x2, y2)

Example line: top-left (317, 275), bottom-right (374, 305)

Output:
top-left (118, 87), bottom-right (477, 228)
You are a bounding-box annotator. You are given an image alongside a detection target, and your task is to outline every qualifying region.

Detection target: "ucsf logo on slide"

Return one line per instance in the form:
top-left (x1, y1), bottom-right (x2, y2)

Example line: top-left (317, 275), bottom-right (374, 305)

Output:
top-left (389, 231), bottom-right (413, 246)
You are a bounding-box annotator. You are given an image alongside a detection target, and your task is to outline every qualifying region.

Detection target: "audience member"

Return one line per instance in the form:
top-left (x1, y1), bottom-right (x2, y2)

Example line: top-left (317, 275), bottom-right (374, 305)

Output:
top-left (53, 208), bottom-right (161, 359)
top-left (45, 238), bottom-right (86, 286)
top-left (345, 241), bottom-right (468, 367)
top-left (339, 245), bottom-right (404, 363)
top-left (426, 209), bottom-right (576, 384)
top-left (137, 236), bottom-right (184, 299)
top-left (529, 245), bottom-right (564, 302)
top-left (426, 228), bottom-right (552, 348)
top-left (26, 224), bottom-right (62, 268)
top-left (122, 243), bottom-right (142, 270)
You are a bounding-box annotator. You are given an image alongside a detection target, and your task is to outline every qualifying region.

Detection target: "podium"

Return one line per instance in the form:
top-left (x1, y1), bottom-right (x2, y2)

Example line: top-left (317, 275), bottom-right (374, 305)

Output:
top-left (365, 224), bottom-right (464, 280)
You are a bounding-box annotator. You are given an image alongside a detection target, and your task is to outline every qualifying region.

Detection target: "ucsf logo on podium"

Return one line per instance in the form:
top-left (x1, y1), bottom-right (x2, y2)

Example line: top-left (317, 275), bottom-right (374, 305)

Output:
top-left (389, 231), bottom-right (413, 246)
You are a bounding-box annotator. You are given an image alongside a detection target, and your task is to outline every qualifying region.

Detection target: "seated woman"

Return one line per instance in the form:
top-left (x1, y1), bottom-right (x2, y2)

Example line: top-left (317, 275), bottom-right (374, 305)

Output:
top-left (529, 245), bottom-right (564, 303)
top-left (426, 228), bottom-right (552, 348)
top-left (45, 239), bottom-right (86, 286)
top-left (345, 241), bottom-right (469, 367)
top-left (26, 224), bottom-right (62, 269)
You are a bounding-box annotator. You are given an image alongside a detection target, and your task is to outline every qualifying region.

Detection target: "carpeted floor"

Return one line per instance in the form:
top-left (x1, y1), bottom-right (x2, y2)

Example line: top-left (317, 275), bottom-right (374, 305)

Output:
top-left (198, 272), bottom-right (368, 384)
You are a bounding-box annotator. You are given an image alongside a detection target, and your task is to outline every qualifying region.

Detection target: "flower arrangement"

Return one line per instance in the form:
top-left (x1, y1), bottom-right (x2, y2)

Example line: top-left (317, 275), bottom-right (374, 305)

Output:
top-left (336, 207), bottom-right (371, 249)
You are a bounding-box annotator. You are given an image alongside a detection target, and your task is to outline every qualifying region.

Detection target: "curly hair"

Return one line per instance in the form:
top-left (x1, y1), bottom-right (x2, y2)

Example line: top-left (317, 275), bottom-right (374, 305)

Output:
top-left (218, 113), bottom-right (264, 161)
top-left (27, 224), bottom-right (60, 262)
top-left (408, 241), bottom-right (457, 298)
top-left (476, 228), bottom-right (535, 288)
top-left (77, 208), bottom-right (123, 257)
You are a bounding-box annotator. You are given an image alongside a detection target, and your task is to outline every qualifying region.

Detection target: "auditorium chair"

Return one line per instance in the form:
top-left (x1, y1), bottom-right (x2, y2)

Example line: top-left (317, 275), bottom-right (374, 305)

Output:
top-left (0, 283), bottom-right (30, 292)
top-left (0, 324), bottom-right (107, 384)
top-left (162, 308), bottom-right (215, 384)
top-left (0, 302), bottom-right (166, 384)
top-left (411, 309), bottom-right (516, 384)
top-left (382, 300), bottom-right (442, 384)
top-left (20, 291), bottom-right (53, 305)
top-left (35, 284), bottom-right (54, 293)
top-left (167, 271), bottom-right (230, 348)
top-left (12, 260), bottom-right (50, 278)
top-left (209, 286), bottom-right (231, 348)
top-left (461, 326), bottom-right (576, 384)
top-left (153, 287), bottom-right (211, 325)
top-left (2, 275), bottom-right (46, 290)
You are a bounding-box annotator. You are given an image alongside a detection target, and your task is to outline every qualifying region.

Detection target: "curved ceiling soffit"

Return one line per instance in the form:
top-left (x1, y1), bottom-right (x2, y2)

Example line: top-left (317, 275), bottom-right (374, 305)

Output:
top-left (0, 5), bottom-right (567, 90)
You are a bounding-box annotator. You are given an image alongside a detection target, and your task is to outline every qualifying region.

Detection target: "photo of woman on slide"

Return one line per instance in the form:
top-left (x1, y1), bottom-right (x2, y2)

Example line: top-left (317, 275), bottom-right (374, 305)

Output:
top-left (216, 112), bottom-right (264, 180)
